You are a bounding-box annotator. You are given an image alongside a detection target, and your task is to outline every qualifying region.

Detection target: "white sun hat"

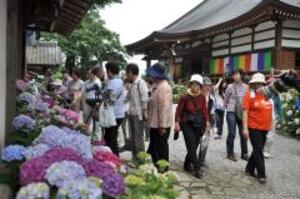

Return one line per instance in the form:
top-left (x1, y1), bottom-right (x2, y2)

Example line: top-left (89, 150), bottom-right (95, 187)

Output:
top-left (249, 73), bottom-right (266, 84)
top-left (190, 74), bottom-right (203, 85)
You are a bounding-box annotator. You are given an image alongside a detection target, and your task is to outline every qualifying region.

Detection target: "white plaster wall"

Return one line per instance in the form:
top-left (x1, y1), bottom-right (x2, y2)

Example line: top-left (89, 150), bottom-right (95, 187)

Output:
top-left (254, 40), bottom-right (275, 50)
top-left (191, 41), bottom-right (202, 48)
top-left (255, 21), bottom-right (275, 31)
top-left (283, 20), bottom-right (300, 28)
top-left (212, 48), bottom-right (229, 57)
top-left (0, 0), bottom-right (7, 150)
top-left (231, 35), bottom-right (252, 46)
top-left (231, 44), bottom-right (251, 54)
top-left (282, 29), bottom-right (300, 39)
top-left (255, 29), bottom-right (275, 41)
top-left (232, 27), bottom-right (252, 37)
top-left (213, 40), bottom-right (229, 48)
top-left (282, 39), bottom-right (300, 48)
top-left (213, 33), bottom-right (229, 42)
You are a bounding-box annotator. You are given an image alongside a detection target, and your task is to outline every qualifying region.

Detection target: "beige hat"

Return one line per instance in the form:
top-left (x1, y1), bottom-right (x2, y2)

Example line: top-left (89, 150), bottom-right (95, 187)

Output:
top-left (249, 73), bottom-right (266, 84)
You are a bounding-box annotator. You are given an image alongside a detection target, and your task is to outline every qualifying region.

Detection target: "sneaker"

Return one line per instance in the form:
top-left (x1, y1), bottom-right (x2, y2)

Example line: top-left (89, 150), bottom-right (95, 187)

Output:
top-left (264, 152), bottom-right (273, 159)
top-left (214, 134), bottom-right (222, 139)
top-left (227, 154), bottom-right (238, 162)
top-left (258, 177), bottom-right (266, 184)
top-left (241, 154), bottom-right (249, 161)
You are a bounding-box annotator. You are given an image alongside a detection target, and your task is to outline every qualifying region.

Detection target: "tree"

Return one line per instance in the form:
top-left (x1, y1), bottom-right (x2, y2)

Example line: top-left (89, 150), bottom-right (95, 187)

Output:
top-left (41, 0), bottom-right (127, 70)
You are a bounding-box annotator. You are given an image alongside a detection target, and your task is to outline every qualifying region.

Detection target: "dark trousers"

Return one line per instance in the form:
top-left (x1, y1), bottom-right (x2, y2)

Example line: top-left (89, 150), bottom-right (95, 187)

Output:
top-left (128, 115), bottom-right (145, 158)
top-left (147, 128), bottom-right (170, 167)
top-left (226, 112), bottom-right (248, 156)
top-left (215, 109), bottom-right (225, 136)
top-left (104, 118), bottom-right (123, 156)
top-left (181, 122), bottom-right (203, 171)
top-left (246, 129), bottom-right (268, 178)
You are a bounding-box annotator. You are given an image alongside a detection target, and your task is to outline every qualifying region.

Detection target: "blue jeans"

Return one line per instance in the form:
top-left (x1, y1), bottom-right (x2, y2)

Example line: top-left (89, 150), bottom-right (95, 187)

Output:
top-left (226, 112), bottom-right (248, 156)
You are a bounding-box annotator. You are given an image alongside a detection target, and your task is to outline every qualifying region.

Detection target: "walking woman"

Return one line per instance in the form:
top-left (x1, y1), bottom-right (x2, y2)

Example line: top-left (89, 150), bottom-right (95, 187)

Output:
top-left (242, 73), bottom-right (273, 184)
top-left (146, 63), bottom-right (173, 171)
top-left (175, 74), bottom-right (210, 178)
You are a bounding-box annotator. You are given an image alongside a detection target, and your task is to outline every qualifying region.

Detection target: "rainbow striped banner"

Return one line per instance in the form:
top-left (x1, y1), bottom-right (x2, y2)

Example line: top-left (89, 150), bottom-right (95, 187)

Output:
top-left (210, 50), bottom-right (272, 74)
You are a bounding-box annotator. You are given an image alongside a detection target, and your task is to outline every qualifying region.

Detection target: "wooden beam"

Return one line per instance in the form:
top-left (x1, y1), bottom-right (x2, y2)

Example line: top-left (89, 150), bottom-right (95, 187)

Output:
top-left (274, 19), bottom-right (283, 70)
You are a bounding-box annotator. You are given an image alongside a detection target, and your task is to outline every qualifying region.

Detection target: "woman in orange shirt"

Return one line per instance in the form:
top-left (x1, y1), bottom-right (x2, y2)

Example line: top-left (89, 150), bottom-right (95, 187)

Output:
top-left (242, 73), bottom-right (273, 184)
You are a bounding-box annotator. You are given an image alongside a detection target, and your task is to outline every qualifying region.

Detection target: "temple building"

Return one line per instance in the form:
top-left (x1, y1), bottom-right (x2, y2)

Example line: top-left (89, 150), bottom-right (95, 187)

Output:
top-left (127, 0), bottom-right (300, 80)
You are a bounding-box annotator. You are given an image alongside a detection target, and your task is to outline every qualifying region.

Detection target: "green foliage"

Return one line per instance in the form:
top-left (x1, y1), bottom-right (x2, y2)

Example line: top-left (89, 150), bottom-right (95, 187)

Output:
top-left (122, 152), bottom-right (179, 199)
top-left (41, 9), bottom-right (127, 70)
top-left (172, 83), bottom-right (187, 103)
top-left (278, 90), bottom-right (300, 137)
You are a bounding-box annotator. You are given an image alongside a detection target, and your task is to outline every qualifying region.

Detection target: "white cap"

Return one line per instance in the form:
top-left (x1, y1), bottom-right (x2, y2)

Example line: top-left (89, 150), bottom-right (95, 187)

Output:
top-left (189, 74), bottom-right (203, 85)
top-left (249, 73), bottom-right (266, 84)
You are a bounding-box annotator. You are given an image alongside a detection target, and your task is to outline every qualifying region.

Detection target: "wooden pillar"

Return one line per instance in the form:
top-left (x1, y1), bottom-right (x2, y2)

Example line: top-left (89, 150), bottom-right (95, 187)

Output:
top-left (274, 19), bottom-right (283, 70)
top-left (0, 0), bottom-right (7, 150)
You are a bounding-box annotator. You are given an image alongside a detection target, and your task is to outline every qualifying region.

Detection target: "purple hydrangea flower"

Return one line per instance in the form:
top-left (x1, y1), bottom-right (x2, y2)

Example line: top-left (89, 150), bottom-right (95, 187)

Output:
top-left (1, 145), bottom-right (26, 162)
top-left (57, 177), bottom-right (102, 199)
top-left (17, 92), bottom-right (37, 104)
top-left (45, 160), bottom-right (86, 188)
top-left (12, 114), bottom-right (36, 131)
top-left (92, 145), bottom-right (112, 155)
top-left (27, 100), bottom-right (49, 113)
top-left (20, 148), bottom-right (83, 185)
top-left (102, 174), bottom-right (125, 198)
top-left (16, 182), bottom-right (50, 199)
top-left (83, 159), bottom-right (115, 180)
top-left (24, 144), bottom-right (50, 160)
top-left (38, 125), bottom-right (92, 159)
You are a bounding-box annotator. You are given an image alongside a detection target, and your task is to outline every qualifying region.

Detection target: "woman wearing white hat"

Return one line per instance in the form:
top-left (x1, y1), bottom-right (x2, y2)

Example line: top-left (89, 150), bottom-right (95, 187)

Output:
top-left (175, 74), bottom-right (210, 178)
top-left (242, 73), bottom-right (273, 184)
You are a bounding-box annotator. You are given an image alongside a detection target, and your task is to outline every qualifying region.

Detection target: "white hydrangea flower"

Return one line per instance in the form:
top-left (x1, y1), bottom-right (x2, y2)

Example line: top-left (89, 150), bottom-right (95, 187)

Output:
top-left (294, 118), bottom-right (300, 125)
top-left (296, 128), bottom-right (300, 135)
top-left (287, 110), bottom-right (293, 116)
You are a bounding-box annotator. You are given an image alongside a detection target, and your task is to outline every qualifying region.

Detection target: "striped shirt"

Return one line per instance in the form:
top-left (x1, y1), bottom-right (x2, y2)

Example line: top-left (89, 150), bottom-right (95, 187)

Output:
top-left (224, 83), bottom-right (248, 113)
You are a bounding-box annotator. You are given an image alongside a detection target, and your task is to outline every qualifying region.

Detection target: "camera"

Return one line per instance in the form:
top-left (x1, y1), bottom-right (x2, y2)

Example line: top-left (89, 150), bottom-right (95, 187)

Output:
top-left (261, 70), bottom-right (299, 100)
top-left (85, 84), bottom-right (103, 107)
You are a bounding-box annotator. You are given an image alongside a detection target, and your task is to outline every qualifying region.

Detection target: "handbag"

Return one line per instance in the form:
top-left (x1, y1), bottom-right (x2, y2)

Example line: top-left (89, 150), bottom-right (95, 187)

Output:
top-left (99, 102), bottom-right (116, 128)
top-left (186, 96), bottom-right (205, 128)
top-left (234, 85), bottom-right (243, 120)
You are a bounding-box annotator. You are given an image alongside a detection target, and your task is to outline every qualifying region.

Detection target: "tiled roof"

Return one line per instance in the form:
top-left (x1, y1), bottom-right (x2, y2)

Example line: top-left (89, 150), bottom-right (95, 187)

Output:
top-left (160, 0), bottom-right (262, 34)
top-left (26, 41), bottom-right (65, 66)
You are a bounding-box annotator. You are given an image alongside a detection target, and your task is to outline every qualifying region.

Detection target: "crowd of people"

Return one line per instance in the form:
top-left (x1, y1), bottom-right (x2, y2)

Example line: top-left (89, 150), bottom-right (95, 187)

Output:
top-left (46, 61), bottom-right (299, 185)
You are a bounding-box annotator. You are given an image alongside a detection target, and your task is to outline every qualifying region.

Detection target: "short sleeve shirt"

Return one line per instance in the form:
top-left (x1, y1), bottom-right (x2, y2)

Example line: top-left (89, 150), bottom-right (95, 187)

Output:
top-left (242, 89), bottom-right (273, 131)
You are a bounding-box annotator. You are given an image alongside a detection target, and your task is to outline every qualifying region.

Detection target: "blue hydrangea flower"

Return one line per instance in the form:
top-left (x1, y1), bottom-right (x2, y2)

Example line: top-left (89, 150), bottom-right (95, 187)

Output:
top-left (38, 125), bottom-right (92, 159)
top-left (12, 114), bottom-right (36, 131)
top-left (16, 92), bottom-right (37, 104)
top-left (62, 127), bottom-right (82, 135)
top-left (45, 161), bottom-right (86, 188)
top-left (1, 145), bottom-right (26, 162)
top-left (24, 144), bottom-right (50, 160)
top-left (57, 177), bottom-right (103, 199)
top-left (16, 182), bottom-right (50, 199)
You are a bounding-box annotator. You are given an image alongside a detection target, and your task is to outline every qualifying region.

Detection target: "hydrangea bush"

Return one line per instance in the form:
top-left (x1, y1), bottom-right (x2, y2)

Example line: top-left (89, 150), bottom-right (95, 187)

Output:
top-left (278, 89), bottom-right (300, 137)
top-left (1, 78), bottom-right (178, 199)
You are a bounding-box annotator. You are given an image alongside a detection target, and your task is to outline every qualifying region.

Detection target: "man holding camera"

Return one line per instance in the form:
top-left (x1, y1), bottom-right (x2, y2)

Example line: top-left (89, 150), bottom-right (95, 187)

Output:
top-left (83, 67), bottom-right (103, 131)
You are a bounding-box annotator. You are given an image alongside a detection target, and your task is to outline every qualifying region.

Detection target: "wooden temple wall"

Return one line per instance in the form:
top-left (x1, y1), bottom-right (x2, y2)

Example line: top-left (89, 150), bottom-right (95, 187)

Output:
top-left (5, 0), bottom-right (24, 141)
